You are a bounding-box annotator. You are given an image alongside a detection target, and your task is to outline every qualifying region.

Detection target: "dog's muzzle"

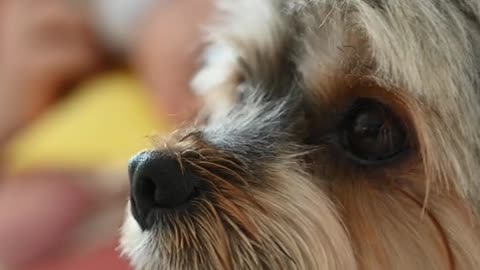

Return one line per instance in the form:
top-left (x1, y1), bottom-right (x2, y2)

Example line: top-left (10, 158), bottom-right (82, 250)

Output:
top-left (128, 151), bottom-right (198, 230)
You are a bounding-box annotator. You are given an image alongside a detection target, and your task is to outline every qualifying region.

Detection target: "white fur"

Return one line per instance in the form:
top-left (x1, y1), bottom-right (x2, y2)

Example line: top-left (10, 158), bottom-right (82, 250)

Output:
top-left (88, 0), bottom-right (161, 52)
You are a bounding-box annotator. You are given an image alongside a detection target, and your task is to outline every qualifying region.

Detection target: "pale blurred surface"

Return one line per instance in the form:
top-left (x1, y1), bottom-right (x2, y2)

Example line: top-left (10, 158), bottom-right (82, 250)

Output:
top-left (0, 0), bottom-right (212, 269)
top-left (4, 72), bottom-right (168, 174)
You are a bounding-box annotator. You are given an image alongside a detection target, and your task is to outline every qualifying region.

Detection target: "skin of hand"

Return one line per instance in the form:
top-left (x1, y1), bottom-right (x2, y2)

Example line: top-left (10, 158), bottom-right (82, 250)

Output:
top-left (0, 0), bottom-right (103, 141)
top-left (0, 1), bottom-right (104, 268)
top-left (131, 0), bottom-right (213, 124)
top-left (0, 176), bottom-right (94, 269)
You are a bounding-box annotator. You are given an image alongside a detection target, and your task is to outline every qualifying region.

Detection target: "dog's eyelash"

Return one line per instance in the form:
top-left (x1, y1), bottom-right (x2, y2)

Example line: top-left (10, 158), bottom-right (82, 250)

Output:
top-left (307, 97), bottom-right (411, 167)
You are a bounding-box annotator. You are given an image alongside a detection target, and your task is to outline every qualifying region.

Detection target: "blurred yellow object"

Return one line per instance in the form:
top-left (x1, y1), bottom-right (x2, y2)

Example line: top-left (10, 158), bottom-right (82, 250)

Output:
top-left (4, 72), bottom-right (171, 174)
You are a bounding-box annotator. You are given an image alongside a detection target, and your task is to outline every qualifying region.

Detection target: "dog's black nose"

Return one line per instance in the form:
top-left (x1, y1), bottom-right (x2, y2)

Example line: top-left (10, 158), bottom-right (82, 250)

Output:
top-left (129, 151), bottom-right (196, 229)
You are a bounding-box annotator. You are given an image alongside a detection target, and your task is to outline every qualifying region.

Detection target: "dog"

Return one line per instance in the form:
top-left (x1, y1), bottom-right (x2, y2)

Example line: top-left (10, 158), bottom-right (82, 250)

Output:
top-left (120, 0), bottom-right (480, 269)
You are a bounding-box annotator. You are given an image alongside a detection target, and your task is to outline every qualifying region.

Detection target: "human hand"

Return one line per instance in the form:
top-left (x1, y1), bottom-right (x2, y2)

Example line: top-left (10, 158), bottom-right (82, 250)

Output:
top-left (0, 0), bottom-right (103, 140)
top-left (131, 0), bottom-right (213, 124)
top-left (0, 176), bottom-right (93, 269)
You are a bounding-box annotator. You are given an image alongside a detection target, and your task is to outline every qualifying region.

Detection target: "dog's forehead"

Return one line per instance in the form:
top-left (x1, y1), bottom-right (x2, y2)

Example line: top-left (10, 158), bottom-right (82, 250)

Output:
top-left (208, 0), bottom-right (480, 104)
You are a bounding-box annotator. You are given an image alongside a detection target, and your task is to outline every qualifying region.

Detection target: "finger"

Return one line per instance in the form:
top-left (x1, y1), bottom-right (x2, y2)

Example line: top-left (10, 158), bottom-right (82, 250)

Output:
top-left (132, 0), bottom-right (213, 123)
top-left (21, 0), bottom-right (87, 26)
top-left (26, 42), bottom-right (100, 89)
top-left (28, 8), bottom-right (89, 48)
top-left (0, 179), bottom-right (93, 268)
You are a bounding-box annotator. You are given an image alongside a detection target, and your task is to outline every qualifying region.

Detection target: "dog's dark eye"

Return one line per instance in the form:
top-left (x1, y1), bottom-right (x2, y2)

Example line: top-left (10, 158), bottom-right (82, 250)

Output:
top-left (340, 98), bottom-right (409, 164)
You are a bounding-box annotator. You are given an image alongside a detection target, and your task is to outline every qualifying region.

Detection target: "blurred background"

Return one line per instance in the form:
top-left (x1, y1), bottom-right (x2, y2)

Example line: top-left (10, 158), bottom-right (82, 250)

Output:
top-left (0, 0), bottom-right (212, 269)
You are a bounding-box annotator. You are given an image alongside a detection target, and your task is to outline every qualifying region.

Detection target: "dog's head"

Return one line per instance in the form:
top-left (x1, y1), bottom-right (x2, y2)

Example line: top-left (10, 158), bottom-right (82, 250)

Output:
top-left (121, 1), bottom-right (480, 269)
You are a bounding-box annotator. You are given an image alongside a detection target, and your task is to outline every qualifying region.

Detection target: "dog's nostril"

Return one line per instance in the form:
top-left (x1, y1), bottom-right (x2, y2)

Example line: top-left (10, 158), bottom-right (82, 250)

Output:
top-left (129, 151), bottom-right (197, 228)
top-left (137, 177), bottom-right (156, 207)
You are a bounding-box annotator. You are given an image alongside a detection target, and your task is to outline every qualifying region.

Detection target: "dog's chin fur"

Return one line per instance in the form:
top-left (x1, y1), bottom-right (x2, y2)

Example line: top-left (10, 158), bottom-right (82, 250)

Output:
top-left (121, 0), bottom-right (480, 269)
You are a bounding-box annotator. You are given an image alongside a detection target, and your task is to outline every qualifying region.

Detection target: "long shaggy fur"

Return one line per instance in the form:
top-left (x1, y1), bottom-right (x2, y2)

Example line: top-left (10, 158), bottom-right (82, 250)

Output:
top-left (121, 0), bottom-right (480, 269)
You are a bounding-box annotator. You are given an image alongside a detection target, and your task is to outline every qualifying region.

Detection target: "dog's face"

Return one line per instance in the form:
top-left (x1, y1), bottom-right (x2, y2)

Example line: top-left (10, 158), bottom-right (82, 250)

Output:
top-left (121, 1), bottom-right (480, 269)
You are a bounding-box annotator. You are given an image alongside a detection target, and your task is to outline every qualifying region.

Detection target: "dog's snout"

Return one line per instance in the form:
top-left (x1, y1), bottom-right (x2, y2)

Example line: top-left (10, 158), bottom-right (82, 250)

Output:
top-left (129, 151), bottom-right (197, 229)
